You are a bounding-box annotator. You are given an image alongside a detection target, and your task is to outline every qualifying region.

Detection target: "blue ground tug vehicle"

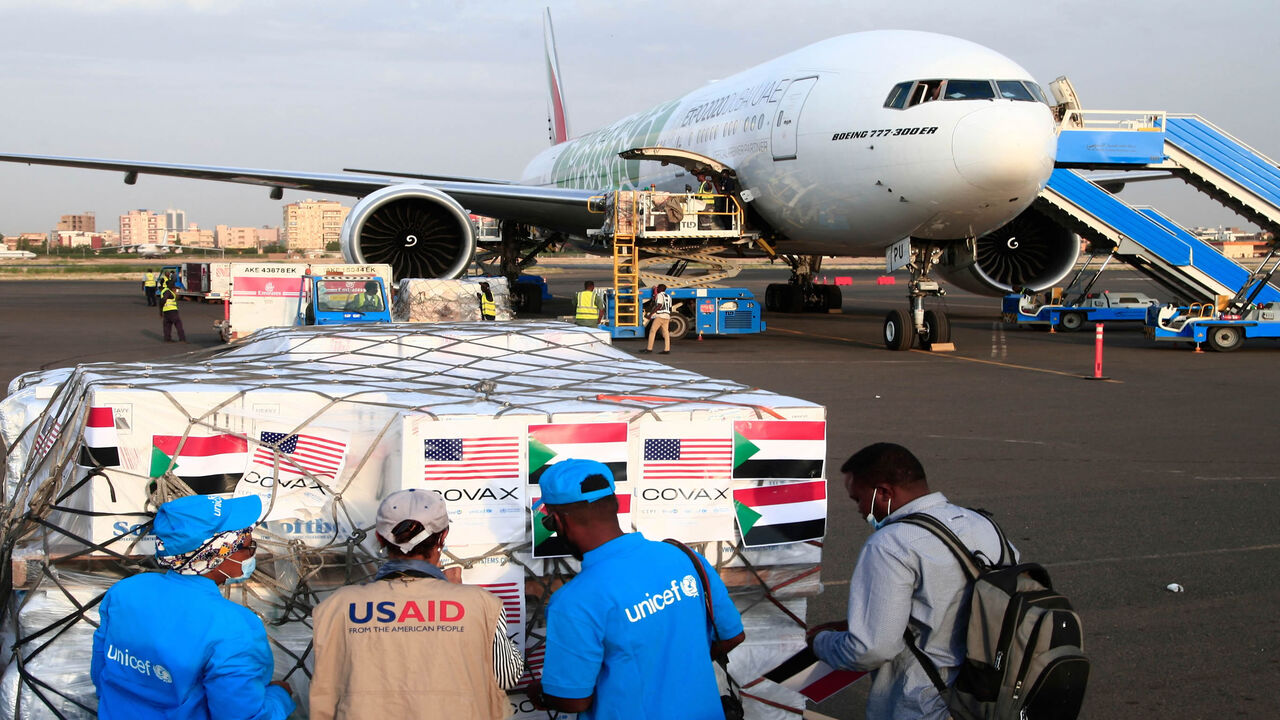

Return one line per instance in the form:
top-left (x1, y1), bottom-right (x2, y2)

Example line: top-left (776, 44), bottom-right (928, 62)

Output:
top-left (598, 286), bottom-right (765, 340)
top-left (1145, 245), bottom-right (1280, 351)
top-left (299, 274), bottom-right (392, 326)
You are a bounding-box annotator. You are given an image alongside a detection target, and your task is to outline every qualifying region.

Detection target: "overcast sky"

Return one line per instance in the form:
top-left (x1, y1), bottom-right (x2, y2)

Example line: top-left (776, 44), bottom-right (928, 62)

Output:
top-left (1, 0), bottom-right (1275, 236)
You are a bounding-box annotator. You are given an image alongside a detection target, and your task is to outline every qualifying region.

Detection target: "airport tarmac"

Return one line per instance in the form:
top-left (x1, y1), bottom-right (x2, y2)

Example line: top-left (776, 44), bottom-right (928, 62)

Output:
top-left (3, 267), bottom-right (1278, 719)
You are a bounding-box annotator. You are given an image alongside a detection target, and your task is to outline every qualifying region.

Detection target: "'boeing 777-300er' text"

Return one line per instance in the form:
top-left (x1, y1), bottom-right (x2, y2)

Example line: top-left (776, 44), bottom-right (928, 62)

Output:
top-left (0, 12), bottom-right (1073, 350)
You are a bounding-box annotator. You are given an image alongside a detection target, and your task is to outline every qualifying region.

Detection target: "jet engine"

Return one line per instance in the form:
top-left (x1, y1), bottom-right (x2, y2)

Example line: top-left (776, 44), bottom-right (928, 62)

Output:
top-left (936, 207), bottom-right (1079, 295)
top-left (340, 185), bottom-right (475, 280)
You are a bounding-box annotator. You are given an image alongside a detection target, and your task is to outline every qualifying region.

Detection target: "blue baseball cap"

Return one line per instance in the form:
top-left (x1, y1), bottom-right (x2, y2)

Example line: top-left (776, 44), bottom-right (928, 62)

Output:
top-left (534, 458), bottom-right (616, 509)
top-left (153, 495), bottom-right (263, 555)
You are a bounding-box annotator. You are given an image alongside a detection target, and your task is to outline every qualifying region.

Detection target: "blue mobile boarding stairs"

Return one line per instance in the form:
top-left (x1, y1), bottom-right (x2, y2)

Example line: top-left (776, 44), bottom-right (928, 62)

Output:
top-left (1042, 111), bottom-right (1280, 313)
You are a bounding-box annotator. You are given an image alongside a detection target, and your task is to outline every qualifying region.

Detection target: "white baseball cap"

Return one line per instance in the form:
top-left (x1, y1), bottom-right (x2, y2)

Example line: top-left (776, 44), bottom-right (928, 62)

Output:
top-left (376, 489), bottom-right (449, 554)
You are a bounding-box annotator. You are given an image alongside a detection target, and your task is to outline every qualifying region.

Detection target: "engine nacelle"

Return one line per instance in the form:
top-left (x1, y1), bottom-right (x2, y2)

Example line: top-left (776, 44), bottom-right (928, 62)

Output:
top-left (935, 207), bottom-right (1079, 295)
top-left (340, 185), bottom-right (475, 281)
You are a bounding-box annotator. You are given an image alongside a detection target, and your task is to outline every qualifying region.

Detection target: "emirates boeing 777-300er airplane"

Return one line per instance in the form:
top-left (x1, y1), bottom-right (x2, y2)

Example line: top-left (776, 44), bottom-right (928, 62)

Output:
top-left (0, 12), bottom-right (1072, 350)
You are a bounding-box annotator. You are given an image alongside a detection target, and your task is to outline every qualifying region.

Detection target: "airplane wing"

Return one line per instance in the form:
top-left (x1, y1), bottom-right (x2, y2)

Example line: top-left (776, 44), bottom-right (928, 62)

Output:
top-left (0, 152), bottom-right (599, 233)
top-left (340, 167), bottom-right (515, 185)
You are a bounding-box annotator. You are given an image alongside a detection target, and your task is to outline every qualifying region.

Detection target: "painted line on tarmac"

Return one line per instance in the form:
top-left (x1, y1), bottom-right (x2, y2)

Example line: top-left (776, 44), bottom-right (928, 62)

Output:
top-left (769, 327), bottom-right (1122, 383)
top-left (991, 321), bottom-right (1008, 359)
top-left (1041, 543), bottom-right (1280, 569)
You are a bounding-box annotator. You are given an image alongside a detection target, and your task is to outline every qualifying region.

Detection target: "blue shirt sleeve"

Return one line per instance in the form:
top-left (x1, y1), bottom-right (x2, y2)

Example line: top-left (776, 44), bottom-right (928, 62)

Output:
top-left (697, 552), bottom-right (744, 641)
top-left (540, 587), bottom-right (605, 700)
top-left (202, 610), bottom-right (295, 720)
top-left (90, 590), bottom-right (111, 690)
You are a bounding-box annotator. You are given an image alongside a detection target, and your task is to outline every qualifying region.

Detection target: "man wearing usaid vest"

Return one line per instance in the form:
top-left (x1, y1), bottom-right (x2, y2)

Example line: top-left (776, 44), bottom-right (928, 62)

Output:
top-left (310, 488), bottom-right (523, 720)
top-left (528, 459), bottom-right (746, 719)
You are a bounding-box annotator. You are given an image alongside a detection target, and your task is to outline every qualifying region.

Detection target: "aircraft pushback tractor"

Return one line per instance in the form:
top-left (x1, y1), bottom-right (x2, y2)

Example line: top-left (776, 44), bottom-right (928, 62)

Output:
top-left (0, 13), bottom-right (1070, 350)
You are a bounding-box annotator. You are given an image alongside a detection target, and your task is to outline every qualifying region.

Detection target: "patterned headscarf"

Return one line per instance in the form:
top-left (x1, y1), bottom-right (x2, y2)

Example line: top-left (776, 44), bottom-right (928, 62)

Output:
top-left (156, 528), bottom-right (253, 576)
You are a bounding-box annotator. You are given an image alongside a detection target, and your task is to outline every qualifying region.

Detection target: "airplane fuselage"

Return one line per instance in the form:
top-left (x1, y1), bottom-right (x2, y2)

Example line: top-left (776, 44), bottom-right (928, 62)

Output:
top-left (520, 30), bottom-right (1058, 256)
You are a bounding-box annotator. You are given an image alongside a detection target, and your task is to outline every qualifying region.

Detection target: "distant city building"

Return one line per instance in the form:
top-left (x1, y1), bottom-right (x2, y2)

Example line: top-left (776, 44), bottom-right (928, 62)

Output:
top-left (256, 226), bottom-right (280, 248)
top-left (165, 208), bottom-right (187, 233)
top-left (215, 224), bottom-right (279, 250)
top-left (283, 199), bottom-right (349, 252)
top-left (54, 230), bottom-right (116, 248)
top-left (56, 212), bottom-right (96, 233)
top-left (1191, 226), bottom-right (1270, 259)
top-left (173, 228), bottom-right (215, 248)
top-left (17, 232), bottom-right (49, 248)
top-left (120, 210), bottom-right (166, 246)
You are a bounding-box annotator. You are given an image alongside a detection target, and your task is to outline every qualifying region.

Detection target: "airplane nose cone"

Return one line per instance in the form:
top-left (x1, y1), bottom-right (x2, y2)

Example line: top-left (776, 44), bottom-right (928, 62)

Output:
top-left (952, 104), bottom-right (1056, 193)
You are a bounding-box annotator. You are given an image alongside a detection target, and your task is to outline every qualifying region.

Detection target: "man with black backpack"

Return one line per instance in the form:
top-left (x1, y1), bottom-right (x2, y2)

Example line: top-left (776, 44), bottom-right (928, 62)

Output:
top-left (809, 443), bottom-right (1018, 719)
top-left (809, 443), bottom-right (1088, 720)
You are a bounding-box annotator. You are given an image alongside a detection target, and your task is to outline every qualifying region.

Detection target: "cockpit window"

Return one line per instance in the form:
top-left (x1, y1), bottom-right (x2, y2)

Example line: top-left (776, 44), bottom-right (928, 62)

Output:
top-left (891, 80), bottom-right (944, 108)
top-left (997, 80), bottom-right (1035, 101)
top-left (1023, 81), bottom-right (1050, 105)
top-left (943, 80), bottom-right (996, 100)
top-left (884, 81), bottom-right (913, 109)
top-left (888, 78), bottom-right (1047, 109)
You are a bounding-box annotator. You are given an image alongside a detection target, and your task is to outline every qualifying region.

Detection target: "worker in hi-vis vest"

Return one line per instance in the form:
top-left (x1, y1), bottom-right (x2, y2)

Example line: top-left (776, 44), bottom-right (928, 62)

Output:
top-left (345, 281), bottom-right (385, 312)
top-left (143, 269), bottom-right (158, 307)
top-left (478, 282), bottom-right (497, 321)
top-left (695, 174), bottom-right (718, 229)
top-left (575, 281), bottom-right (604, 327)
top-left (159, 272), bottom-right (186, 343)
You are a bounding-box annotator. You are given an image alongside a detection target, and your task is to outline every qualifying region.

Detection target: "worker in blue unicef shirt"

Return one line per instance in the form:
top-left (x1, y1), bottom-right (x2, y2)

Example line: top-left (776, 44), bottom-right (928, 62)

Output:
top-left (90, 494), bottom-right (295, 720)
top-left (527, 458), bottom-right (746, 719)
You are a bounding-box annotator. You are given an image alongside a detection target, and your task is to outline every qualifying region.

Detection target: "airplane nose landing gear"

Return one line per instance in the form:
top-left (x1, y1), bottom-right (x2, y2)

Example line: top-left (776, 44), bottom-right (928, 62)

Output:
top-left (884, 242), bottom-right (953, 351)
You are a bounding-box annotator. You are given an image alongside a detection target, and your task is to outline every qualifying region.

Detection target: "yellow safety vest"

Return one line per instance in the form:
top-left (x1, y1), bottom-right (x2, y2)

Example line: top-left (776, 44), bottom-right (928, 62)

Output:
top-left (575, 290), bottom-right (598, 320)
top-left (144, 272), bottom-right (156, 287)
top-left (697, 180), bottom-right (716, 201)
top-left (481, 294), bottom-right (496, 318)
top-left (161, 290), bottom-right (178, 312)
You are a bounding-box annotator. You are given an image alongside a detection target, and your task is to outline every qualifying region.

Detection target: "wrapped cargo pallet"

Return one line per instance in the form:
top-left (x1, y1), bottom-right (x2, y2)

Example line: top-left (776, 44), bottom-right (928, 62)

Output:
top-left (392, 277), bottom-right (515, 323)
top-left (1, 322), bottom-right (830, 719)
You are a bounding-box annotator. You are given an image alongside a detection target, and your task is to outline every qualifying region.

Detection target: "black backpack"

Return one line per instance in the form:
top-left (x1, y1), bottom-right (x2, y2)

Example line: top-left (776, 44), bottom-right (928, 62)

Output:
top-left (896, 512), bottom-right (1089, 720)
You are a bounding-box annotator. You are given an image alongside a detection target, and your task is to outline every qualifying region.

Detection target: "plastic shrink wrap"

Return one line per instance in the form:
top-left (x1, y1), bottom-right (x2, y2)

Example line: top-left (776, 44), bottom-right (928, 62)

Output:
top-left (393, 277), bottom-right (514, 322)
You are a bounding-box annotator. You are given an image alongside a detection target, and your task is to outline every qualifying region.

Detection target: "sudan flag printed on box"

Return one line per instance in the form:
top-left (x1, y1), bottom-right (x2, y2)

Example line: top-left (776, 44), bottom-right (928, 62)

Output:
top-left (733, 480), bottom-right (826, 547)
top-left (527, 422), bottom-right (628, 484)
top-left (151, 434), bottom-right (249, 495)
top-left (531, 493), bottom-right (631, 558)
top-left (78, 407), bottom-right (120, 467)
top-left (732, 420), bottom-right (824, 479)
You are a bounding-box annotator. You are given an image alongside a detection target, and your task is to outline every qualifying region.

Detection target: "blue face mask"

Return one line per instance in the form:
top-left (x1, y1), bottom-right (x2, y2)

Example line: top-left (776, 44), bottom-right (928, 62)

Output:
top-left (864, 489), bottom-right (893, 531)
top-left (226, 555), bottom-right (256, 584)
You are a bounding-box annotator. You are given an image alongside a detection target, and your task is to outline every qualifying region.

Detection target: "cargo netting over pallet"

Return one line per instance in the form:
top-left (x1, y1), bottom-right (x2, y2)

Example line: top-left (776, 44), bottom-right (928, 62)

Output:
top-left (1, 322), bottom-right (828, 719)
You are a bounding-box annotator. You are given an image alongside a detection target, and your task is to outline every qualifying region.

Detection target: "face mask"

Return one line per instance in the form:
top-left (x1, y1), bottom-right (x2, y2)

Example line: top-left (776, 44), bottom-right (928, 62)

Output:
top-left (226, 555), bottom-right (256, 584)
top-left (864, 489), bottom-right (893, 531)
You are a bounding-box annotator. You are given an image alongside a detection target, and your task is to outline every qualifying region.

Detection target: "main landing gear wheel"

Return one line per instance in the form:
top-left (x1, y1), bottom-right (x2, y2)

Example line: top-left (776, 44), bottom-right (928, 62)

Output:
top-left (920, 309), bottom-right (951, 347)
top-left (765, 284), bottom-right (804, 313)
top-left (1058, 311), bottom-right (1085, 332)
top-left (823, 285), bottom-right (842, 311)
top-left (765, 284), bottom-right (783, 312)
top-left (884, 309), bottom-right (916, 351)
top-left (1206, 325), bottom-right (1243, 352)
